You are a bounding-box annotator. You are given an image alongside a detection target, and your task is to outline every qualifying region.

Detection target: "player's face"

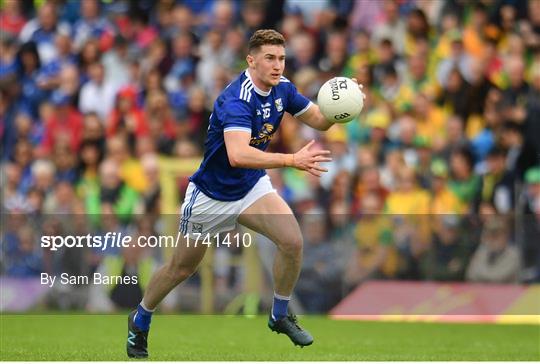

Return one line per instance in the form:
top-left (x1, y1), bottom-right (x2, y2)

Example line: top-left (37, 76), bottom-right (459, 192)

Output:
top-left (248, 45), bottom-right (285, 89)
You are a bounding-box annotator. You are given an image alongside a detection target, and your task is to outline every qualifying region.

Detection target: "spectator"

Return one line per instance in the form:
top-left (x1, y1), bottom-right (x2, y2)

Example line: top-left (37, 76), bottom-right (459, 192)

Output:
top-left (466, 216), bottom-right (521, 283)
top-left (2, 225), bottom-right (43, 277)
top-left (0, 32), bottom-right (18, 79)
top-left (371, 0), bottom-right (407, 56)
top-left (52, 142), bottom-right (77, 183)
top-left (107, 86), bottom-right (148, 147)
top-left (462, 3), bottom-right (489, 61)
top-left (76, 138), bottom-right (103, 199)
top-left (106, 135), bottom-right (147, 194)
top-left (140, 153), bottom-right (161, 215)
top-left (168, 5), bottom-right (196, 40)
top-left (437, 68), bottom-right (470, 121)
top-left (102, 35), bottom-right (132, 89)
top-left (84, 158), bottom-right (139, 226)
top-left (500, 121), bottom-right (539, 181)
top-left (404, 8), bottom-right (431, 57)
top-left (0, 0), bottom-right (26, 36)
top-left (43, 180), bottom-right (77, 214)
top-left (38, 30), bottom-right (77, 91)
top-left (19, 2), bottom-right (70, 64)
top-left (145, 90), bottom-right (176, 155)
top-left (520, 168), bottom-right (540, 281)
top-left (71, 0), bottom-right (114, 52)
top-left (79, 62), bottom-right (118, 120)
top-left (412, 92), bottom-right (446, 147)
top-left (372, 38), bottom-right (405, 87)
top-left (185, 87), bottom-right (211, 149)
top-left (197, 29), bottom-right (235, 93)
top-left (2, 163), bottom-right (27, 212)
top-left (81, 112), bottom-right (105, 149)
top-left (475, 146), bottom-right (514, 214)
top-left (57, 64), bottom-right (80, 101)
top-left (164, 32), bottom-right (197, 93)
top-left (430, 159), bottom-right (465, 215)
top-left (318, 31), bottom-right (348, 78)
top-left (17, 41), bottom-right (48, 118)
top-left (41, 89), bottom-right (83, 155)
top-left (436, 31), bottom-right (474, 87)
top-left (385, 167), bottom-right (431, 277)
top-left (421, 215), bottom-right (469, 281)
top-left (448, 147), bottom-right (480, 206)
top-left (345, 192), bottom-right (398, 288)
top-left (351, 165), bottom-right (388, 217)
top-left (77, 38), bottom-right (101, 83)
top-left (501, 56), bottom-right (528, 125)
top-left (287, 32), bottom-right (317, 74)
top-left (524, 58), bottom-right (540, 148)
top-left (437, 115), bottom-right (470, 162)
top-left (296, 209), bottom-right (343, 312)
top-left (522, 0), bottom-right (540, 50)
top-left (31, 158), bottom-right (55, 198)
top-left (320, 125), bottom-right (356, 190)
top-left (12, 139), bottom-right (35, 195)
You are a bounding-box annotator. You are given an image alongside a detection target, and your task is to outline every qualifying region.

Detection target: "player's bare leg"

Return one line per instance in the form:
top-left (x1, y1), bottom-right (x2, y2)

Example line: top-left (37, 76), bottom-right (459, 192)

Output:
top-left (127, 235), bottom-right (208, 358)
top-left (143, 236), bottom-right (208, 309)
top-left (239, 192), bottom-right (302, 296)
top-left (238, 192), bottom-right (314, 347)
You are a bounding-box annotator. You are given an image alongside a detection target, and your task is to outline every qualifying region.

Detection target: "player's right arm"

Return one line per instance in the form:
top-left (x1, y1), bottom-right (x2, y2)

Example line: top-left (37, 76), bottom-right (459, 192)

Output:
top-left (224, 131), bottom-right (331, 177)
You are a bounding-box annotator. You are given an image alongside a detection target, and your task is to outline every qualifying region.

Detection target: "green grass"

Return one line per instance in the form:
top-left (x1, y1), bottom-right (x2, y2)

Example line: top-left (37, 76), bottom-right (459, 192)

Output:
top-left (0, 314), bottom-right (538, 361)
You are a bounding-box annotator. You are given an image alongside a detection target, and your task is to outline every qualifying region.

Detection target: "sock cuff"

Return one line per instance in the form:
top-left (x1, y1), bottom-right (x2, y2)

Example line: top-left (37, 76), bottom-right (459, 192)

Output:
top-left (273, 292), bottom-right (291, 301)
top-left (139, 301), bottom-right (155, 313)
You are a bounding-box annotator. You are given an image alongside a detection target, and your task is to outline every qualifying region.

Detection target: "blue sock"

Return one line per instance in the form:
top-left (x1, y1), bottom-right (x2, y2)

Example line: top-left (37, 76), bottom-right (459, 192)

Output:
top-left (271, 293), bottom-right (290, 321)
top-left (134, 303), bottom-right (154, 331)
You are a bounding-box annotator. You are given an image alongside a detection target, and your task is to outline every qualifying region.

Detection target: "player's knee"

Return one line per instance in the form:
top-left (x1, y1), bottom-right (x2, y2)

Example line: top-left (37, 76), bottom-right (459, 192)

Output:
top-left (279, 234), bottom-right (303, 257)
top-left (165, 263), bottom-right (197, 284)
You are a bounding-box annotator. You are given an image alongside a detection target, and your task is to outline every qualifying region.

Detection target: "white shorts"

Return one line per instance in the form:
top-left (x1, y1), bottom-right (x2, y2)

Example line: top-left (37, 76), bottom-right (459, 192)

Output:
top-left (179, 175), bottom-right (276, 237)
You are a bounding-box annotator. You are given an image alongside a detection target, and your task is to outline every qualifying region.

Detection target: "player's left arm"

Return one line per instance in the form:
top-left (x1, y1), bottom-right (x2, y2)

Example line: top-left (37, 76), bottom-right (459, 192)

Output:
top-left (295, 103), bottom-right (333, 131)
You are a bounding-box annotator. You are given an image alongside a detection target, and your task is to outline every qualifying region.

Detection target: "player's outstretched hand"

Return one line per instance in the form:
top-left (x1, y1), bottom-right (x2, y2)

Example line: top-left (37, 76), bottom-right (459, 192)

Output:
top-left (292, 140), bottom-right (332, 177)
top-left (351, 78), bottom-right (367, 100)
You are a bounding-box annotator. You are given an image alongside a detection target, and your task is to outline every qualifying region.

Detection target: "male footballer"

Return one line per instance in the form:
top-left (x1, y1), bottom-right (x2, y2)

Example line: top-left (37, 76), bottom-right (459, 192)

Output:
top-left (127, 29), bottom-right (362, 358)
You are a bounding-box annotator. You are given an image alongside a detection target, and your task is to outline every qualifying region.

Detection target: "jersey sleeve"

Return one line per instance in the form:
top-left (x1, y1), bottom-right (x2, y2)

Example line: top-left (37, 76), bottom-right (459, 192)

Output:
top-left (285, 82), bottom-right (312, 117)
top-left (222, 98), bottom-right (253, 134)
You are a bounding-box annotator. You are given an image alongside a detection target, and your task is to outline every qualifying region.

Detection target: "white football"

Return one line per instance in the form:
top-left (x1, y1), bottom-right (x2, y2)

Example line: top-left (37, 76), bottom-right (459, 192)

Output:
top-left (317, 77), bottom-right (364, 123)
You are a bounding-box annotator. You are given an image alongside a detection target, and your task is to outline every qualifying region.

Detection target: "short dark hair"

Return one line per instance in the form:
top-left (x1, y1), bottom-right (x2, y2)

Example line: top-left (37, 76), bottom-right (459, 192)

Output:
top-left (248, 29), bottom-right (285, 53)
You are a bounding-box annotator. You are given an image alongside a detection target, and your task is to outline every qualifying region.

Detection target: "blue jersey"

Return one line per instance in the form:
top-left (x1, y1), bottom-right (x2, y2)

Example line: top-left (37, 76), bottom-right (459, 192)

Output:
top-left (190, 70), bottom-right (312, 201)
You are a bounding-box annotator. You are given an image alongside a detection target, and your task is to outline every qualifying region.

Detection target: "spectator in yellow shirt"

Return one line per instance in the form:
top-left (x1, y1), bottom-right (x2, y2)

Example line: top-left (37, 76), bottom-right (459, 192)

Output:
top-left (385, 167), bottom-right (431, 215)
top-left (412, 92), bottom-right (446, 146)
top-left (106, 135), bottom-right (148, 193)
top-left (385, 167), bottom-right (431, 278)
top-left (462, 3), bottom-right (489, 61)
top-left (345, 192), bottom-right (398, 289)
top-left (430, 159), bottom-right (466, 215)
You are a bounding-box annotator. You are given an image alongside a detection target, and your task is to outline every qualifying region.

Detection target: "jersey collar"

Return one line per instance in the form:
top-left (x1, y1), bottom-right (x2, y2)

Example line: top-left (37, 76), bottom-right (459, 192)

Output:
top-left (245, 69), bottom-right (271, 97)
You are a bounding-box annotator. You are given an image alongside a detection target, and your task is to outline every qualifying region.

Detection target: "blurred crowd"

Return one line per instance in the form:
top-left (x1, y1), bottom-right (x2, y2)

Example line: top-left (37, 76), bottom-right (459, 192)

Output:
top-left (1, 0), bottom-right (540, 312)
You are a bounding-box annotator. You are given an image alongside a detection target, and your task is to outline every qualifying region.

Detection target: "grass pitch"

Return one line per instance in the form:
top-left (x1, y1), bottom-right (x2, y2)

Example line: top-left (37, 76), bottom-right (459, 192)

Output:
top-left (0, 314), bottom-right (538, 361)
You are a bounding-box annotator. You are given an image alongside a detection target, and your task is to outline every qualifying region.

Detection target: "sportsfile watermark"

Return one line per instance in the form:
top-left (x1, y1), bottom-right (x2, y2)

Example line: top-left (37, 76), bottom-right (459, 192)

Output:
top-left (40, 232), bottom-right (253, 251)
top-left (2, 213), bottom-right (540, 316)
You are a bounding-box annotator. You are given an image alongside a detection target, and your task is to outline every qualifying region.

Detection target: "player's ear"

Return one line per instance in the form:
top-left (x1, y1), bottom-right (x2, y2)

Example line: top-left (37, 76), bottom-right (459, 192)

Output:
top-left (246, 54), bottom-right (255, 67)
